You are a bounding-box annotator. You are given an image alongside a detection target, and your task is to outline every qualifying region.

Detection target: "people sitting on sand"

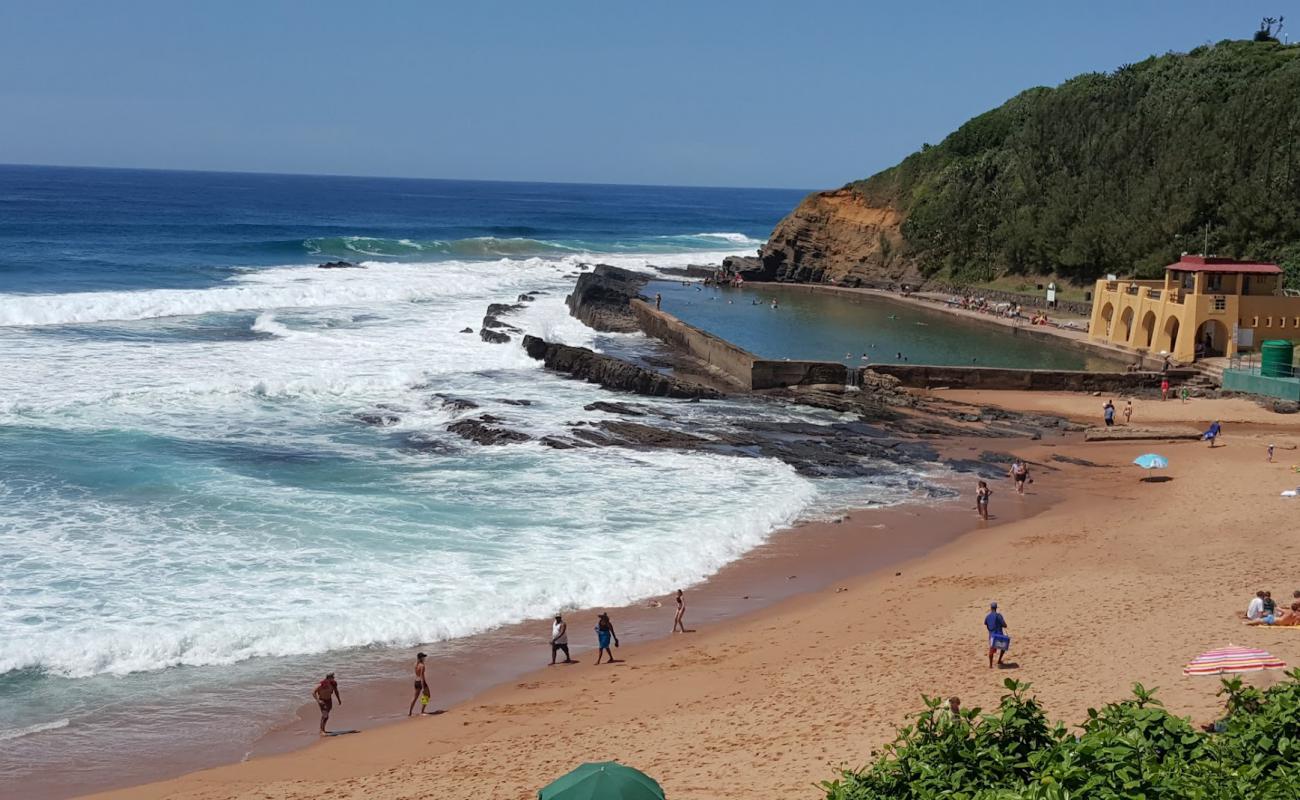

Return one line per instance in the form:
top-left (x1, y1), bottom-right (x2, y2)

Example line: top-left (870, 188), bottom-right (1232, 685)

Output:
top-left (1247, 590), bottom-right (1266, 622)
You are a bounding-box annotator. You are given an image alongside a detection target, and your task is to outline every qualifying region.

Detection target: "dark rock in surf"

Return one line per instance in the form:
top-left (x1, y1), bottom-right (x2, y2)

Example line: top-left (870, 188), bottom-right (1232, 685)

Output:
top-left (437, 396), bottom-right (480, 413)
top-left (318, 260), bottom-right (363, 269)
top-left (353, 411), bottom-right (400, 427)
top-left (460, 327), bottom-right (474, 334)
top-left (583, 401), bottom-right (648, 416)
top-left (480, 328), bottom-right (511, 344)
top-left (522, 335), bottom-right (721, 399)
top-left (498, 398), bottom-right (534, 406)
top-left (446, 417), bottom-right (531, 446)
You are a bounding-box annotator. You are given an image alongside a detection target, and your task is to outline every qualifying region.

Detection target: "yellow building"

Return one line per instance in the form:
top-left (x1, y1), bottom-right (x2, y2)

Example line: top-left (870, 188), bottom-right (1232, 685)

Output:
top-left (1088, 255), bottom-right (1296, 363)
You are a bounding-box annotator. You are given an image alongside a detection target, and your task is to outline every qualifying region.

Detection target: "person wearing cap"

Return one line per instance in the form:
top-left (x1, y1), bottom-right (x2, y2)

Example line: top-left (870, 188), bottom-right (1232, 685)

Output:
top-left (550, 614), bottom-right (574, 665)
top-left (984, 602), bottom-right (1008, 668)
top-left (313, 672), bottom-right (341, 735)
top-left (408, 652), bottom-right (430, 716)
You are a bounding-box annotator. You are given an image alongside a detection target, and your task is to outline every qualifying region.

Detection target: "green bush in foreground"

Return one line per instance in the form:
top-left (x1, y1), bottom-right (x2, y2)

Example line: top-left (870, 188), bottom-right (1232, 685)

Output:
top-left (823, 673), bottom-right (1300, 800)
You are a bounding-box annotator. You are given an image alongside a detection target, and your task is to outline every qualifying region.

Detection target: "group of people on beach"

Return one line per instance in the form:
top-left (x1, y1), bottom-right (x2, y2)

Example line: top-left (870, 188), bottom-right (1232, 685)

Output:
top-left (1246, 589), bottom-right (1300, 626)
top-left (973, 458), bottom-right (1032, 521)
top-left (310, 590), bottom-right (689, 735)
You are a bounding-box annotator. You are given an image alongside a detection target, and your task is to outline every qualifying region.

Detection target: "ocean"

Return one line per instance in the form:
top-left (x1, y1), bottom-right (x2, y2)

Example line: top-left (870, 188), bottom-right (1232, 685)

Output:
top-left (1, 166), bottom-right (952, 796)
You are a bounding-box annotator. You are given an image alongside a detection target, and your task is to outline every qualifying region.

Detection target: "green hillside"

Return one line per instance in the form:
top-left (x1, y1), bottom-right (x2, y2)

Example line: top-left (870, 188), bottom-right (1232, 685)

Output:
top-left (852, 39), bottom-right (1300, 286)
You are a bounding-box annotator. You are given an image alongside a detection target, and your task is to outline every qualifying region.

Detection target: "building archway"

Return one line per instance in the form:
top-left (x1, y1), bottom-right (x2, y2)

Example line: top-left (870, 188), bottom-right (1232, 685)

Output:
top-left (1118, 307), bottom-right (1135, 345)
top-left (1139, 310), bottom-right (1157, 349)
top-left (1195, 319), bottom-right (1230, 358)
top-left (1157, 316), bottom-right (1180, 355)
top-left (1098, 302), bottom-right (1115, 336)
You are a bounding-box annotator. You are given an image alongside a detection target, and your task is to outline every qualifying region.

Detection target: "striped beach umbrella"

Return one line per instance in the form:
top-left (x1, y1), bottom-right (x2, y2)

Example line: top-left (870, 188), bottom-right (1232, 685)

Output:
top-left (1183, 645), bottom-right (1287, 676)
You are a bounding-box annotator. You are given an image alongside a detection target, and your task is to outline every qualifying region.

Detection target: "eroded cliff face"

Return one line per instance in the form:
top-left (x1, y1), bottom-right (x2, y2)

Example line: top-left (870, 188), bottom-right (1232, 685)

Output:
top-left (751, 189), bottom-right (919, 286)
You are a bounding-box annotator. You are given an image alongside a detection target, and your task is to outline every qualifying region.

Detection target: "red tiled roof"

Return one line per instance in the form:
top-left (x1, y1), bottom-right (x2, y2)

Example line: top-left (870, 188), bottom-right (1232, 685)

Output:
top-left (1165, 255), bottom-right (1281, 274)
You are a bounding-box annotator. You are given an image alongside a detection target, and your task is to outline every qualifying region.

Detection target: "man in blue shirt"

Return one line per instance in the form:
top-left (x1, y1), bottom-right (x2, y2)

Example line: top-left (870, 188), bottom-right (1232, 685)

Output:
top-left (984, 602), bottom-right (1008, 668)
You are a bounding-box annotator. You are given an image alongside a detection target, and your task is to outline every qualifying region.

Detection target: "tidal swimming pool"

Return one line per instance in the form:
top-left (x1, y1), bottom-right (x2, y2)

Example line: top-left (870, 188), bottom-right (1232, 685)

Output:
top-left (651, 282), bottom-right (1124, 371)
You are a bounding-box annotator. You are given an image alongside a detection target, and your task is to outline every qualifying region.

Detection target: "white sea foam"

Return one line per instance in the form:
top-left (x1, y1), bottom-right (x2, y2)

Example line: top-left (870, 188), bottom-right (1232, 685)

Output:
top-left (0, 719), bottom-right (71, 742)
top-left (0, 243), bottom-right (925, 682)
top-left (693, 231), bottom-right (763, 244)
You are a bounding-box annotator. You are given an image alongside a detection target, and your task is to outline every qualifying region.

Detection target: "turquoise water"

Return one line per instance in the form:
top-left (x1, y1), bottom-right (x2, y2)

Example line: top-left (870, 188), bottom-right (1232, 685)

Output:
top-left (1, 167), bottom-right (946, 796)
top-left (655, 282), bottom-right (1122, 370)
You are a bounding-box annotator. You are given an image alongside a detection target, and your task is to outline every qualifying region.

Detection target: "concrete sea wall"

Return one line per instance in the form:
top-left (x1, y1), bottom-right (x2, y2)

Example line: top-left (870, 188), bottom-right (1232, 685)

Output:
top-left (631, 300), bottom-right (845, 389)
top-left (867, 364), bottom-right (1196, 393)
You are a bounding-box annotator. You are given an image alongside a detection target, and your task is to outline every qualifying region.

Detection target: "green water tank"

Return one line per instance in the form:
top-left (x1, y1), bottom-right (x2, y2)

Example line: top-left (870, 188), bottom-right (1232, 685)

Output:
top-left (1260, 339), bottom-right (1295, 378)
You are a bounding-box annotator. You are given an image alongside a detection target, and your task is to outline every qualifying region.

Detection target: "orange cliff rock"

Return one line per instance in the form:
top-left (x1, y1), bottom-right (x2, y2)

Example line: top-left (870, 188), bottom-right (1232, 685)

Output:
top-left (747, 189), bottom-right (919, 286)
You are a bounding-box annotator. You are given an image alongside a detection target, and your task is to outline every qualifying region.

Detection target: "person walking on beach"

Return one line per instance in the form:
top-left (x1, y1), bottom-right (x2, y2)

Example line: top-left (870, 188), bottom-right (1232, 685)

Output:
top-left (550, 614), bottom-right (574, 665)
top-left (1205, 420), bottom-right (1222, 448)
top-left (1268, 443), bottom-right (1275, 462)
top-left (984, 603), bottom-right (1009, 668)
top-left (1009, 459), bottom-right (1029, 495)
top-left (1160, 377), bottom-right (1170, 401)
top-left (1103, 400), bottom-right (1115, 427)
top-left (1123, 400), bottom-right (1133, 425)
top-left (408, 652), bottom-right (430, 716)
top-left (975, 480), bottom-right (992, 520)
top-left (594, 612), bottom-right (619, 664)
top-left (672, 589), bottom-right (687, 633)
top-left (1180, 385), bottom-right (1189, 404)
top-left (654, 292), bottom-right (662, 310)
top-left (313, 672), bottom-right (341, 736)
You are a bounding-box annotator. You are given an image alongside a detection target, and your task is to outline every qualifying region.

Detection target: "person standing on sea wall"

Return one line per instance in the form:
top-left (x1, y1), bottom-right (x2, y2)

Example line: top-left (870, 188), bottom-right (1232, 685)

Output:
top-left (313, 673), bottom-right (341, 736)
top-left (984, 603), bottom-right (1009, 669)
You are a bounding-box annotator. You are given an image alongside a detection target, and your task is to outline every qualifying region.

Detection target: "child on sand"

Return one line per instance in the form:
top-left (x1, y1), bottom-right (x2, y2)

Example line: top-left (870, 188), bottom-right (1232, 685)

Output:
top-left (1180, 386), bottom-right (1189, 404)
top-left (1123, 400), bottom-right (1133, 424)
top-left (975, 480), bottom-right (991, 520)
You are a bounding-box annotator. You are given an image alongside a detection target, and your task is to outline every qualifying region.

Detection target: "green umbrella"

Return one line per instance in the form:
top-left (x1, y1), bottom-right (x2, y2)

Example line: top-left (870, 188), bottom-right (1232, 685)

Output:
top-left (538, 761), bottom-right (665, 800)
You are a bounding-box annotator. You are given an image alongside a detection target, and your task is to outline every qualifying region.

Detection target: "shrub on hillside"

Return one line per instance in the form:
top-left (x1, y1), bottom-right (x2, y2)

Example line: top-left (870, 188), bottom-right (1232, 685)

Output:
top-left (823, 673), bottom-right (1300, 799)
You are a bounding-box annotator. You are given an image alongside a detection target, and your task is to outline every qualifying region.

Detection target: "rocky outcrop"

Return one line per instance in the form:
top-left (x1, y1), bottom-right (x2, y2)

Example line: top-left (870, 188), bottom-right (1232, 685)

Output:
top-left (753, 189), bottom-right (919, 286)
top-left (318, 260), bottom-right (363, 269)
top-left (522, 335), bottom-right (721, 399)
top-left (446, 416), bottom-right (532, 446)
top-left (565, 265), bottom-right (648, 332)
top-left (480, 301), bottom-right (524, 344)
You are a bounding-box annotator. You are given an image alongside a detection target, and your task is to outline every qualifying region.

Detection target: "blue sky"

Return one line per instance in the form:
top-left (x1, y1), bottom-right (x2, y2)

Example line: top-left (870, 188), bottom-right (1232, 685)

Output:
top-left (0, 2), bottom-right (1268, 188)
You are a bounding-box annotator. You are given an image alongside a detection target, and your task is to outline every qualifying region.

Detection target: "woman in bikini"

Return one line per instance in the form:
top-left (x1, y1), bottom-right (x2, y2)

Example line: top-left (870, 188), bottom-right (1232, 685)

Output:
top-left (672, 589), bottom-right (686, 633)
top-left (976, 480), bottom-right (991, 520)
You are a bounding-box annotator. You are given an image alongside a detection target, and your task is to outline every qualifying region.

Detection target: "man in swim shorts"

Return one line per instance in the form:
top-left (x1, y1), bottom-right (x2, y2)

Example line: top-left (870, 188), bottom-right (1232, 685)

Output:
top-left (313, 672), bottom-right (341, 735)
top-left (984, 603), bottom-right (1008, 668)
top-left (409, 652), bottom-right (430, 716)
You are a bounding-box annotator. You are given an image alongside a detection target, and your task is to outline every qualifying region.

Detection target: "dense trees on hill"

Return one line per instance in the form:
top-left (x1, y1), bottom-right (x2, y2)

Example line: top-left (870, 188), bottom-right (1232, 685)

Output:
top-left (852, 40), bottom-right (1300, 286)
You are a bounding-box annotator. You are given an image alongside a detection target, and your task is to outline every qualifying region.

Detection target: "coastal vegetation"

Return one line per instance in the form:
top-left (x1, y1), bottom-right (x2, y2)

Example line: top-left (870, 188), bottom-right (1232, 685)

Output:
top-left (822, 675), bottom-right (1300, 799)
top-left (850, 39), bottom-right (1300, 287)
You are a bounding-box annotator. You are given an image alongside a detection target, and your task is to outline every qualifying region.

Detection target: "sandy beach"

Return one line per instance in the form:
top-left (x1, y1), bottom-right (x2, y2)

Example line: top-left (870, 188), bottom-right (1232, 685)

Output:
top-left (80, 391), bottom-right (1300, 800)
